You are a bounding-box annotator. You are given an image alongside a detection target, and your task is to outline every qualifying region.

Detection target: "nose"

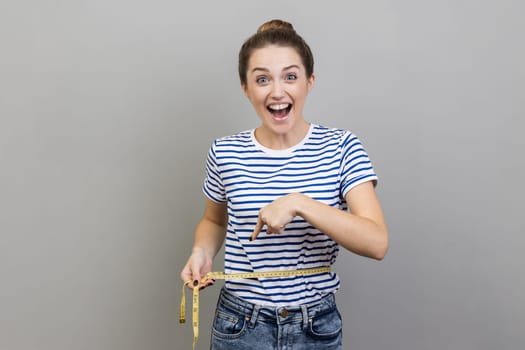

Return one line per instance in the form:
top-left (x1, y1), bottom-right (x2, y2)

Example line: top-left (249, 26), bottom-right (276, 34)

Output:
top-left (270, 81), bottom-right (285, 99)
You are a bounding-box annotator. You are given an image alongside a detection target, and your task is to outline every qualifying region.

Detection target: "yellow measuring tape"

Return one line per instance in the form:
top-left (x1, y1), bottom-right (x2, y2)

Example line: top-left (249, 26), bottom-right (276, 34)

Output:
top-left (179, 267), bottom-right (331, 350)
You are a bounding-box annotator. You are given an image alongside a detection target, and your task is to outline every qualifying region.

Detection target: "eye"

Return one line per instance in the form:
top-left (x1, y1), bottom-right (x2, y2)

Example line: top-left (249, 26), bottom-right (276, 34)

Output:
top-left (256, 76), bottom-right (269, 84)
top-left (285, 73), bottom-right (298, 80)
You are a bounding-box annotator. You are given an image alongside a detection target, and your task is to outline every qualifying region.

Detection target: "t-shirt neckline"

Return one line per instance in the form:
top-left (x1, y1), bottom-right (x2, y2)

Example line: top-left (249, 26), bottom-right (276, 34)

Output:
top-left (250, 123), bottom-right (315, 156)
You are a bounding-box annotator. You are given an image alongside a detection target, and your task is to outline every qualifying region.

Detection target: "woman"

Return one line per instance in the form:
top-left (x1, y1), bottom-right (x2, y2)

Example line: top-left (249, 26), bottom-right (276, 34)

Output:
top-left (181, 19), bottom-right (388, 349)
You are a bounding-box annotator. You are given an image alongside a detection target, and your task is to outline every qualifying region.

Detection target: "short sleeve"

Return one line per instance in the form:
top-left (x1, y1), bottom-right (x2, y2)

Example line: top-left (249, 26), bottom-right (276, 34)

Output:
top-left (202, 140), bottom-right (226, 203)
top-left (340, 131), bottom-right (378, 197)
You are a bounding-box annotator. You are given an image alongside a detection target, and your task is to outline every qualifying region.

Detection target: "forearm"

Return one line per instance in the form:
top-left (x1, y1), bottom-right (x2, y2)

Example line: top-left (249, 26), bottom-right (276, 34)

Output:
top-left (180, 199), bottom-right (228, 285)
top-left (192, 218), bottom-right (227, 260)
top-left (294, 193), bottom-right (388, 260)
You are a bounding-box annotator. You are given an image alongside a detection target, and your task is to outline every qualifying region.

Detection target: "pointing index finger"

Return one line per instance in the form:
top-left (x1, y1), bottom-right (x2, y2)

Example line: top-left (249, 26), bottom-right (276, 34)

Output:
top-left (250, 215), bottom-right (263, 241)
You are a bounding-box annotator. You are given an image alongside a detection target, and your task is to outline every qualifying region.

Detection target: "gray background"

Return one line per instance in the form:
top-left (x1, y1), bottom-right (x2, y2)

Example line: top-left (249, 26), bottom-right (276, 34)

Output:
top-left (1, 1), bottom-right (524, 349)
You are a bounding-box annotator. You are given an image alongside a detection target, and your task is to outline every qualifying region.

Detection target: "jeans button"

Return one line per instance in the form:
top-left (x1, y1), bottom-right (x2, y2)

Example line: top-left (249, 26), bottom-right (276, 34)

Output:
top-left (279, 309), bottom-right (289, 317)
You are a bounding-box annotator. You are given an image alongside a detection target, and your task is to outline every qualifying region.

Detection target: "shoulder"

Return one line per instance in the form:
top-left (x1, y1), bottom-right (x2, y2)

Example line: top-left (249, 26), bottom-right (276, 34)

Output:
top-left (212, 129), bottom-right (253, 148)
top-left (310, 124), bottom-right (353, 144)
top-left (207, 130), bottom-right (257, 161)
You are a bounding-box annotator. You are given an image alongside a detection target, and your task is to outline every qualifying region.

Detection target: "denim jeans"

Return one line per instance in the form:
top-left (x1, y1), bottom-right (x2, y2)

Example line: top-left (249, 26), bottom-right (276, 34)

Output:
top-left (210, 287), bottom-right (343, 350)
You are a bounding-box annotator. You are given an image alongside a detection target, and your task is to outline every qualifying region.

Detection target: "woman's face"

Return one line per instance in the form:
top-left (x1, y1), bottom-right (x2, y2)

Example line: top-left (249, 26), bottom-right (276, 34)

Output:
top-left (242, 45), bottom-right (314, 138)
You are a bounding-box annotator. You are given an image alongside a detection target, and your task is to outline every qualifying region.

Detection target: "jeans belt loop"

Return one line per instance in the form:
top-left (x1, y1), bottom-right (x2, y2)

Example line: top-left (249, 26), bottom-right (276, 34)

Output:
top-left (301, 304), bottom-right (309, 330)
top-left (248, 304), bottom-right (260, 329)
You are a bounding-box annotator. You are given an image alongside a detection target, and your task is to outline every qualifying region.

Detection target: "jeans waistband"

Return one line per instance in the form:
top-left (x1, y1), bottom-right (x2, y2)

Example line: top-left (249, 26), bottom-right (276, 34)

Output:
top-left (216, 287), bottom-right (337, 326)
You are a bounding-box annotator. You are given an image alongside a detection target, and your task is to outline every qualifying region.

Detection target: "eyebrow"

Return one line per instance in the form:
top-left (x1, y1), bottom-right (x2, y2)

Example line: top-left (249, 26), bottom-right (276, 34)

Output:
top-left (250, 65), bottom-right (301, 74)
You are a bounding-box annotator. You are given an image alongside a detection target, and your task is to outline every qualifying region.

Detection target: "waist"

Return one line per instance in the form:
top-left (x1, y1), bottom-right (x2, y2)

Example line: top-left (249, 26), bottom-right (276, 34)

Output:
top-left (223, 269), bottom-right (339, 306)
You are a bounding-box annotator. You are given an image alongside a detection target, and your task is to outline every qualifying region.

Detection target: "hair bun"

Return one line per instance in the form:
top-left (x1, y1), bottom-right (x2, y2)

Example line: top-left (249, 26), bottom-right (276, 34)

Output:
top-left (257, 19), bottom-right (295, 33)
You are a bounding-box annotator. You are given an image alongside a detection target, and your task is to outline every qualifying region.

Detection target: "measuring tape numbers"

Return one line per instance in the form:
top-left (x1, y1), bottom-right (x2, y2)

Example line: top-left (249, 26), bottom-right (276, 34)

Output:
top-left (179, 267), bottom-right (332, 350)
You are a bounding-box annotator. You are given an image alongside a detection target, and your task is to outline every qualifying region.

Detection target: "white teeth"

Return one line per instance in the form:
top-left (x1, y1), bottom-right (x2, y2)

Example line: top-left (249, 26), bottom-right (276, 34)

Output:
top-left (268, 104), bottom-right (290, 111)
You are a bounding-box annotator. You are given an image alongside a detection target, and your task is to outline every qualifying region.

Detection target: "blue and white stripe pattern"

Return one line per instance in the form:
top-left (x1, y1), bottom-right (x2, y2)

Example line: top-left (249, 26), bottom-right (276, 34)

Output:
top-left (203, 124), bottom-right (378, 306)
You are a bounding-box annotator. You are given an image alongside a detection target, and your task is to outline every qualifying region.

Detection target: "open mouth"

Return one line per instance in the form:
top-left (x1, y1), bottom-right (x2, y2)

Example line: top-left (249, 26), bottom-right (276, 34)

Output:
top-left (267, 103), bottom-right (292, 120)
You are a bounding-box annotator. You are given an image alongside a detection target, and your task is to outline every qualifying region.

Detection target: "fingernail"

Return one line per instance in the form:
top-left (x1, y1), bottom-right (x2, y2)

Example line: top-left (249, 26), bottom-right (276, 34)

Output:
top-left (193, 280), bottom-right (199, 287)
top-left (249, 237), bottom-right (253, 241)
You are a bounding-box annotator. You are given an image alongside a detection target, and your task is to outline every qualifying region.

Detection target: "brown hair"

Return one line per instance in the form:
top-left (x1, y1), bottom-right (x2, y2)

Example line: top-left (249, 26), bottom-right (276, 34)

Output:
top-left (238, 19), bottom-right (314, 85)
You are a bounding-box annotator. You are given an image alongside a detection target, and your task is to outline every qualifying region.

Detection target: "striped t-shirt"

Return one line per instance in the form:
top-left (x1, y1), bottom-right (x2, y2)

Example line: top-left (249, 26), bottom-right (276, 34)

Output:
top-left (203, 123), bottom-right (378, 306)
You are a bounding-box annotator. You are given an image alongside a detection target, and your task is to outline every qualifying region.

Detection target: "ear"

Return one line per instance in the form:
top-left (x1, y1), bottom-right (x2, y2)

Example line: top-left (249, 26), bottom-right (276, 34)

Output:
top-left (307, 73), bottom-right (315, 92)
top-left (241, 82), bottom-right (249, 97)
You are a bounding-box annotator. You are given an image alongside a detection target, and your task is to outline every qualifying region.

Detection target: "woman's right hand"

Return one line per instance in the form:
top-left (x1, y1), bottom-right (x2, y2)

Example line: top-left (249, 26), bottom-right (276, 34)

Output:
top-left (180, 247), bottom-right (215, 289)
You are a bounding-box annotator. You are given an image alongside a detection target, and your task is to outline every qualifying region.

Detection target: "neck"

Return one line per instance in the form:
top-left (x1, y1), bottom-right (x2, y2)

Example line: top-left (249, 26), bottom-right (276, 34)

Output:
top-left (255, 121), bottom-right (310, 150)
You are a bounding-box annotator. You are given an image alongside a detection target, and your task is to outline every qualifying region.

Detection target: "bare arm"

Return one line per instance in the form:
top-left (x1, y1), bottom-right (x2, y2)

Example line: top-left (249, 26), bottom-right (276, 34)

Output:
top-left (180, 198), bottom-right (228, 287)
top-left (250, 181), bottom-right (388, 260)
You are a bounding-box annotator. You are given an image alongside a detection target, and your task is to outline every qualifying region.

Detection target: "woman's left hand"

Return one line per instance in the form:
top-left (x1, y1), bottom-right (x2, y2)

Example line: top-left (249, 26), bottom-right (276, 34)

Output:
top-left (250, 193), bottom-right (301, 240)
